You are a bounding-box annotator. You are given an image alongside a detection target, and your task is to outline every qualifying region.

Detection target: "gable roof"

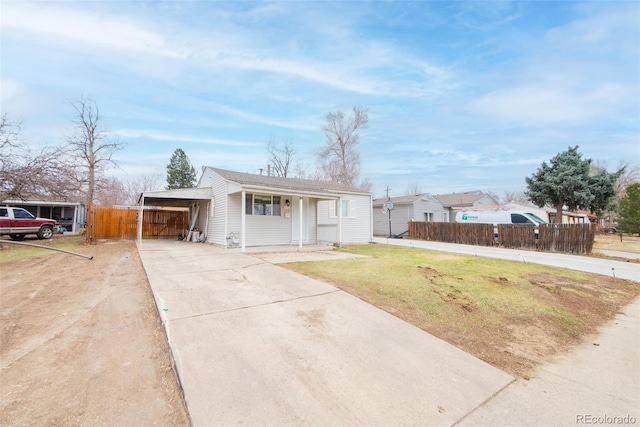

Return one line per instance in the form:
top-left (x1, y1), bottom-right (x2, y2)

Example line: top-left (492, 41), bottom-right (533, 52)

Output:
top-left (207, 167), bottom-right (369, 196)
top-left (372, 194), bottom-right (427, 207)
top-left (434, 191), bottom-right (493, 207)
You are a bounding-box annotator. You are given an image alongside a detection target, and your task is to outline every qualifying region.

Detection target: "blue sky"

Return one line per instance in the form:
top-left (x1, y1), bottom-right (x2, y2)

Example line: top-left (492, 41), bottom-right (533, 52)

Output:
top-left (1, 1), bottom-right (638, 199)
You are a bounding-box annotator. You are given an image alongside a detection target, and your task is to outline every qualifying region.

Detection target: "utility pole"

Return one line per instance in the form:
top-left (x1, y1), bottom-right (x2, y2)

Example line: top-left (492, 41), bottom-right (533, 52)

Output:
top-left (384, 186), bottom-right (393, 238)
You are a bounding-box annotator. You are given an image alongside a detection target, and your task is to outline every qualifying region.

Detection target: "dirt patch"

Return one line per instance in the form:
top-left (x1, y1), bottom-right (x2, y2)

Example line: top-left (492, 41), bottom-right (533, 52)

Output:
top-left (0, 238), bottom-right (189, 426)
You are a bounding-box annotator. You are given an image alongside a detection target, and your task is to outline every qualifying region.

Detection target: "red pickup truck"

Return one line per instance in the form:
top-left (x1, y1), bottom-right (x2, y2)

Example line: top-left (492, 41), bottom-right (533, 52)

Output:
top-left (0, 207), bottom-right (56, 240)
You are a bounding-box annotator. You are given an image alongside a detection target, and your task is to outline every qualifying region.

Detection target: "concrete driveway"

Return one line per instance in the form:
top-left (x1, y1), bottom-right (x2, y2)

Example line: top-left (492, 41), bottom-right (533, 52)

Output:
top-left (138, 240), bottom-right (513, 426)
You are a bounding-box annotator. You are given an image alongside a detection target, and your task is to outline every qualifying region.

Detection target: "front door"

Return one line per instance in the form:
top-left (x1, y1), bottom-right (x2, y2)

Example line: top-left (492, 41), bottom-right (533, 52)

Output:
top-left (291, 197), bottom-right (308, 243)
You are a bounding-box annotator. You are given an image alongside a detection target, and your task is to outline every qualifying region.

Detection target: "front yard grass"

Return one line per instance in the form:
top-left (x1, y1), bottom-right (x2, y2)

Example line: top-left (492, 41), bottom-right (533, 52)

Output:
top-left (285, 244), bottom-right (640, 377)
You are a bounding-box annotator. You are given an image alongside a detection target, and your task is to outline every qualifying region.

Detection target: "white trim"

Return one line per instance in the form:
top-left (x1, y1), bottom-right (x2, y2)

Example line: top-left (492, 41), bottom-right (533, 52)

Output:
top-left (337, 197), bottom-right (342, 247)
top-left (224, 181), bottom-right (229, 246)
top-left (298, 197), bottom-right (303, 249)
top-left (329, 200), bottom-right (336, 218)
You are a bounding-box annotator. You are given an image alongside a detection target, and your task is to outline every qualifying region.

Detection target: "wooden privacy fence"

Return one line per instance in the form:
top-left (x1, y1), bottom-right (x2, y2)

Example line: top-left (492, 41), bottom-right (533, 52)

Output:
top-left (408, 222), bottom-right (596, 254)
top-left (93, 207), bottom-right (188, 240)
top-left (408, 222), bottom-right (495, 246)
top-left (536, 223), bottom-right (596, 254)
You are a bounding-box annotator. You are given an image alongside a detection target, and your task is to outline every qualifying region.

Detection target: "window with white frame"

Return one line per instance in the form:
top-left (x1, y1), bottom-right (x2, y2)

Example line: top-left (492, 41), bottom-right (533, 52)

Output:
top-left (329, 199), bottom-right (356, 219)
top-left (425, 212), bottom-right (434, 222)
top-left (245, 194), bottom-right (281, 216)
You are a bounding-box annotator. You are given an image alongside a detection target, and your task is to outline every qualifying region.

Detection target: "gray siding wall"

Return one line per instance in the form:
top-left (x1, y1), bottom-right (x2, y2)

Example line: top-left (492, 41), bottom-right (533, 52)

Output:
top-left (200, 170), bottom-right (229, 246)
top-left (373, 196), bottom-right (451, 235)
top-left (413, 198), bottom-right (448, 222)
top-left (373, 204), bottom-right (412, 236)
top-left (474, 195), bottom-right (497, 207)
top-left (245, 214), bottom-right (291, 246)
top-left (227, 192), bottom-right (303, 247)
top-left (318, 195), bottom-right (371, 244)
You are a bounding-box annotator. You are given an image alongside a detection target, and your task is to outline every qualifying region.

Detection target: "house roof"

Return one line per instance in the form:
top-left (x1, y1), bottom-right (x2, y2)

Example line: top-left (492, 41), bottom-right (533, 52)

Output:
top-left (372, 194), bottom-right (427, 207)
top-left (207, 167), bottom-right (370, 196)
top-left (434, 191), bottom-right (491, 207)
top-left (3, 199), bottom-right (84, 207)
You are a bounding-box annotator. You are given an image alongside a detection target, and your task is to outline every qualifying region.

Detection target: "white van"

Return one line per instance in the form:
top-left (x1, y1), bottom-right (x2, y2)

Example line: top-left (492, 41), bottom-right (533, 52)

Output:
top-left (455, 210), bottom-right (546, 226)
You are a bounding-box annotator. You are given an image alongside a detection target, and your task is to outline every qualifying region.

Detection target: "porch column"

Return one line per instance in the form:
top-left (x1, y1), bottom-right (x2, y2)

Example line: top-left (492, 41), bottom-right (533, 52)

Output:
top-left (298, 197), bottom-right (303, 249)
top-left (241, 190), bottom-right (246, 252)
top-left (337, 197), bottom-right (342, 247)
top-left (137, 196), bottom-right (145, 243)
top-left (72, 205), bottom-right (79, 233)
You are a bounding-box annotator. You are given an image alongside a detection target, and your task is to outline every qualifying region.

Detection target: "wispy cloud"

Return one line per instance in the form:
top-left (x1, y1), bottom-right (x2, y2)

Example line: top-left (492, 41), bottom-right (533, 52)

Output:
top-left (2, 3), bottom-right (185, 59)
top-left (468, 82), bottom-right (629, 125)
top-left (113, 129), bottom-right (259, 147)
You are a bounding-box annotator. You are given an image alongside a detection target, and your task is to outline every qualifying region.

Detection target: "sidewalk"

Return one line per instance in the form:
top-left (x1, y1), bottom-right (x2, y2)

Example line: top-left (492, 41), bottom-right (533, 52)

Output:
top-left (458, 297), bottom-right (639, 426)
top-left (372, 237), bottom-right (639, 282)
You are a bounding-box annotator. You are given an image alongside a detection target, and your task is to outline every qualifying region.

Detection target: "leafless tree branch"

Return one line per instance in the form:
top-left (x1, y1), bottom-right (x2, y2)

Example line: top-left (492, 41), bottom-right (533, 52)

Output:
top-left (318, 105), bottom-right (368, 187)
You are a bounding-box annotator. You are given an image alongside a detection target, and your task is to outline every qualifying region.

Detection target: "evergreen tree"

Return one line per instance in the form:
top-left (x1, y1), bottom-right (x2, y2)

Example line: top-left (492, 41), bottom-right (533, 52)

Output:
top-left (618, 183), bottom-right (640, 234)
top-left (525, 146), bottom-right (623, 223)
top-left (166, 148), bottom-right (196, 189)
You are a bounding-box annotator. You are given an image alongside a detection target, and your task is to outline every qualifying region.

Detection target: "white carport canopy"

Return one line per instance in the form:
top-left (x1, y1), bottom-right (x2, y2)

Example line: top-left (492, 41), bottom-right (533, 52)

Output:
top-left (137, 188), bottom-right (211, 241)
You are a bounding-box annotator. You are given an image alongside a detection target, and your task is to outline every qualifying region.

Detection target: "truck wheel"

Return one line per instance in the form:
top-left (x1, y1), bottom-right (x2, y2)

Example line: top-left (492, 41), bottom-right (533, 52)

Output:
top-left (37, 225), bottom-right (54, 240)
top-left (9, 234), bottom-right (25, 240)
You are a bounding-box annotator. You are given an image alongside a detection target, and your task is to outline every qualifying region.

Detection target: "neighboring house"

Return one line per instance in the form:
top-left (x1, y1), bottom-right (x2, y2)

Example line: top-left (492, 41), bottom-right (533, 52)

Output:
top-left (372, 194), bottom-right (444, 237)
top-left (548, 210), bottom-right (592, 224)
top-left (138, 167), bottom-right (372, 251)
top-left (2, 200), bottom-right (86, 233)
top-left (372, 191), bottom-right (498, 236)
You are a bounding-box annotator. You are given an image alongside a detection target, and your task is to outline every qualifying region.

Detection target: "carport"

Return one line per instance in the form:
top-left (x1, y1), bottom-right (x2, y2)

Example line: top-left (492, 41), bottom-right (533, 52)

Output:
top-left (137, 188), bottom-right (211, 242)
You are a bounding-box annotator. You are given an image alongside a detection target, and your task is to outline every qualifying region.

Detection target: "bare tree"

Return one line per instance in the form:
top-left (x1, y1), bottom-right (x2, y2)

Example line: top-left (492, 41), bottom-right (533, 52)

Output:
top-left (67, 96), bottom-right (124, 242)
top-left (1, 114), bottom-right (81, 201)
top-left (94, 176), bottom-right (128, 206)
top-left (0, 113), bottom-right (21, 151)
top-left (404, 181), bottom-right (423, 196)
top-left (591, 160), bottom-right (638, 200)
top-left (502, 190), bottom-right (530, 204)
top-left (124, 173), bottom-right (163, 205)
top-left (613, 161), bottom-right (639, 195)
top-left (318, 106), bottom-right (369, 187)
top-left (267, 137), bottom-right (296, 177)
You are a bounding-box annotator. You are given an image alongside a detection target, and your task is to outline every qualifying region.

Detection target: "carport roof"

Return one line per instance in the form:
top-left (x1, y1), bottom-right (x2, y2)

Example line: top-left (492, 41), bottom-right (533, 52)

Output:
top-left (140, 187), bottom-right (211, 207)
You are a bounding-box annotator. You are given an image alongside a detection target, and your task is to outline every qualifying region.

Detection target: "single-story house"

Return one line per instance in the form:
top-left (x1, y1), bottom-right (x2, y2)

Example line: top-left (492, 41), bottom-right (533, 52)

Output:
top-left (138, 167), bottom-right (373, 251)
top-left (372, 191), bottom-right (498, 236)
top-left (2, 199), bottom-right (86, 233)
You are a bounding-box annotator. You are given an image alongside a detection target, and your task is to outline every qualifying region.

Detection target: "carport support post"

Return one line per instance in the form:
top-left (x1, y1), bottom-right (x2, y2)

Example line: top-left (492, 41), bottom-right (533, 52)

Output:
top-left (241, 190), bottom-right (246, 252)
top-left (298, 197), bottom-right (303, 250)
top-left (137, 197), bottom-right (144, 243)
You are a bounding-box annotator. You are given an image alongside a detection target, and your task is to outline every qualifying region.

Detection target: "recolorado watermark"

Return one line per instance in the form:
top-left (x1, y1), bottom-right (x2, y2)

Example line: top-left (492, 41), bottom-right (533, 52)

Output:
top-left (576, 414), bottom-right (637, 425)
